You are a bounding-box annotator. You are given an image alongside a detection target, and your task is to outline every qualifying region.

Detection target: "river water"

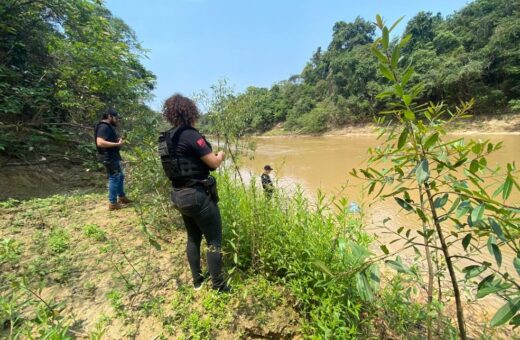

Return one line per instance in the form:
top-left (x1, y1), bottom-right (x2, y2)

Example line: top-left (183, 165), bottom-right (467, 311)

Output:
top-left (242, 133), bottom-right (520, 313)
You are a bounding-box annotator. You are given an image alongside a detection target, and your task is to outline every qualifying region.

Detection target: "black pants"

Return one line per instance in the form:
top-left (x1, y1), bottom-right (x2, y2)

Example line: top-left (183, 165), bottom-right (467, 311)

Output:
top-left (171, 186), bottom-right (224, 288)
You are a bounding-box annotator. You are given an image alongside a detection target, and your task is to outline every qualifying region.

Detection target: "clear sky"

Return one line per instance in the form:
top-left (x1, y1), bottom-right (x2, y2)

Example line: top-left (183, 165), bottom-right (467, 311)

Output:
top-left (105, 0), bottom-right (471, 110)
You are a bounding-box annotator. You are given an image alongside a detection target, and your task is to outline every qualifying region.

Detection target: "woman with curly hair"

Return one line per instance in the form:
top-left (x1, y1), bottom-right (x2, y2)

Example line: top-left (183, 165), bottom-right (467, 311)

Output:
top-left (160, 94), bottom-right (229, 292)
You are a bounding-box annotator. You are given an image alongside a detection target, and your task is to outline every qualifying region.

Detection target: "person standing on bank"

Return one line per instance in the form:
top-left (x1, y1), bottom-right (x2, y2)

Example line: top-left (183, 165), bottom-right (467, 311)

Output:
top-left (159, 94), bottom-right (230, 292)
top-left (95, 108), bottom-right (132, 210)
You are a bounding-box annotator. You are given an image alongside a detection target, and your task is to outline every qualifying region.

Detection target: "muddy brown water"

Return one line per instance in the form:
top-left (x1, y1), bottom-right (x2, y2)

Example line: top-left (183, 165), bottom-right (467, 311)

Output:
top-left (242, 133), bottom-right (520, 315)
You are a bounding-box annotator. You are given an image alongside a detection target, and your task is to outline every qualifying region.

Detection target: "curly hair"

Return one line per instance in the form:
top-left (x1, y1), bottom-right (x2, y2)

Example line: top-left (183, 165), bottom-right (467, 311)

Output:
top-left (162, 94), bottom-right (200, 127)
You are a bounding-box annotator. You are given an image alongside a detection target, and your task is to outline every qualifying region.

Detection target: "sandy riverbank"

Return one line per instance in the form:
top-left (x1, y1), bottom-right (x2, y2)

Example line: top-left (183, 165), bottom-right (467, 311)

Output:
top-left (261, 113), bottom-right (520, 137)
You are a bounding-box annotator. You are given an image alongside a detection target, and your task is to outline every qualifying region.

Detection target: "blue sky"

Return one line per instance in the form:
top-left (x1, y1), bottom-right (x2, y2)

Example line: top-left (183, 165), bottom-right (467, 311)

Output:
top-left (105, 0), bottom-right (471, 110)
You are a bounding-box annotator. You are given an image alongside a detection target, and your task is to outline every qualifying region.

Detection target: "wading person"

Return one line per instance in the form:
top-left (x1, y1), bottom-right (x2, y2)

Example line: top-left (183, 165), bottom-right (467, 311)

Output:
top-left (95, 108), bottom-right (132, 210)
top-left (261, 165), bottom-right (274, 198)
top-left (159, 94), bottom-right (230, 292)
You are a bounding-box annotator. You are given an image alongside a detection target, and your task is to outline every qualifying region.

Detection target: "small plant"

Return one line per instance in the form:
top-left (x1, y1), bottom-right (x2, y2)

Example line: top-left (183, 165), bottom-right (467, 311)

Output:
top-left (106, 290), bottom-right (125, 317)
top-left (83, 224), bottom-right (107, 242)
top-left (0, 238), bottom-right (23, 266)
top-left (48, 228), bottom-right (70, 254)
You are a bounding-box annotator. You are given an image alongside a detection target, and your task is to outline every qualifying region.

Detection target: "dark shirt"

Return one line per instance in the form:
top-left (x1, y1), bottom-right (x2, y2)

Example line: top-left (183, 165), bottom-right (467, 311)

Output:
top-left (173, 128), bottom-right (213, 159)
top-left (95, 122), bottom-right (121, 161)
top-left (172, 128), bottom-right (213, 183)
top-left (261, 173), bottom-right (273, 192)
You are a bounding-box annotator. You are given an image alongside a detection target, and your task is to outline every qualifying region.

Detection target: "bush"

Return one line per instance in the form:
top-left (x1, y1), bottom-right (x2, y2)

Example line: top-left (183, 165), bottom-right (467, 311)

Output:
top-left (216, 172), bottom-right (377, 337)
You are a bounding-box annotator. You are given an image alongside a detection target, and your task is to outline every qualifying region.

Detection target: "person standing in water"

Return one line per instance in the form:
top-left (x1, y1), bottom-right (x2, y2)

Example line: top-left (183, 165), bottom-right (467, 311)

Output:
top-left (261, 165), bottom-right (274, 198)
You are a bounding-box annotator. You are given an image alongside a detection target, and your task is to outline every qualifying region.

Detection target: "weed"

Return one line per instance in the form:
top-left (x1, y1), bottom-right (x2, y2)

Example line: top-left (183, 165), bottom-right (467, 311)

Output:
top-left (0, 238), bottom-right (23, 266)
top-left (48, 228), bottom-right (70, 254)
top-left (106, 290), bottom-right (126, 317)
top-left (89, 315), bottom-right (110, 340)
top-left (0, 198), bottom-right (21, 209)
top-left (83, 224), bottom-right (107, 242)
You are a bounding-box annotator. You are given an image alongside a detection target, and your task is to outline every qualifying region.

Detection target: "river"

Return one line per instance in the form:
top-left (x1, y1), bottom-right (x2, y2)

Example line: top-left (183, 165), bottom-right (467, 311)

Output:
top-left (242, 133), bottom-right (520, 314)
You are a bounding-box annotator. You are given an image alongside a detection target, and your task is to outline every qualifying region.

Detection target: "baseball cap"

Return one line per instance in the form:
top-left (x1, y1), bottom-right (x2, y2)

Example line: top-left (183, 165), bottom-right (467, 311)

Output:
top-left (264, 165), bottom-right (273, 171)
top-left (105, 108), bottom-right (119, 117)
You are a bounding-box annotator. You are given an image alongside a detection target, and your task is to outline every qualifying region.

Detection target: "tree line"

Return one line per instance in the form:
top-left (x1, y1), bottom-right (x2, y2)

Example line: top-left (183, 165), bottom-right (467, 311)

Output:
top-left (202, 0), bottom-right (520, 134)
top-left (0, 0), bottom-right (155, 160)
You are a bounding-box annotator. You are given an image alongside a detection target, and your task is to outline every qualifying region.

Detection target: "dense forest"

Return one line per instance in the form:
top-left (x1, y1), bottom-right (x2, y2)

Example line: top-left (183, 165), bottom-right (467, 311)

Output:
top-left (0, 0), bottom-right (155, 160)
top-left (202, 0), bottom-right (520, 134)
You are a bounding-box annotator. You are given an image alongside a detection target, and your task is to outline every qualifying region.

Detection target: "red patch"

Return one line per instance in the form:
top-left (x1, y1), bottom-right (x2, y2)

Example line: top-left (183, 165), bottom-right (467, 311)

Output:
top-left (196, 138), bottom-right (206, 148)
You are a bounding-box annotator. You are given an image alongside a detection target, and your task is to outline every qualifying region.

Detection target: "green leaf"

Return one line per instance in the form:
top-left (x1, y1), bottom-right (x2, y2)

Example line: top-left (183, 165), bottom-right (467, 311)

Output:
top-left (376, 14), bottom-right (383, 29)
top-left (401, 67), bottom-right (414, 87)
top-left (415, 159), bottom-right (429, 185)
top-left (371, 45), bottom-right (387, 64)
top-left (314, 261), bottom-right (333, 277)
top-left (488, 218), bottom-right (506, 242)
top-left (404, 110), bottom-right (415, 121)
top-left (388, 16), bottom-right (404, 32)
top-left (434, 193), bottom-right (449, 209)
top-left (402, 94), bottom-right (412, 106)
top-left (462, 233), bottom-right (472, 250)
top-left (469, 159), bottom-right (480, 173)
top-left (397, 128), bottom-right (408, 149)
top-left (462, 265), bottom-right (486, 279)
top-left (490, 298), bottom-right (520, 327)
top-left (386, 256), bottom-right (411, 274)
top-left (382, 27), bottom-right (389, 49)
top-left (490, 243), bottom-right (502, 267)
top-left (379, 64), bottom-right (395, 81)
top-left (380, 245), bottom-right (389, 255)
top-left (399, 34), bottom-right (412, 48)
top-left (487, 235), bottom-right (496, 255)
top-left (391, 47), bottom-right (400, 68)
top-left (394, 197), bottom-right (413, 211)
top-left (423, 133), bottom-right (439, 150)
top-left (514, 257), bottom-right (520, 277)
top-left (510, 314), bottom-right (520, 328)
top-left (477, 279), bottom-right (512, 299)
top-left (471, 204), bottom-right (485, 225)
top-left (503, 175), bottom-right (513, 200)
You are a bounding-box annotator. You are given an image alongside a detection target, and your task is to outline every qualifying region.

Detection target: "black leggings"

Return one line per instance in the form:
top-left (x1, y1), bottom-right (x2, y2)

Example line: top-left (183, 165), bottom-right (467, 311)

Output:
top-left (171, 186), bottom-right (224, 288)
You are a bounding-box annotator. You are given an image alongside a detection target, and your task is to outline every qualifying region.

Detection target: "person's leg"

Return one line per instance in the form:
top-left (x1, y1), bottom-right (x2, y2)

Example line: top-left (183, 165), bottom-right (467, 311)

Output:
top-left (117, 163), bottom-right (126, 198)
top-left (192, 194), bottom-right (226, 290)
top-left (182, 214), bottom-right (204, 285)
top-left (108, 173), bottom-right (118, 204)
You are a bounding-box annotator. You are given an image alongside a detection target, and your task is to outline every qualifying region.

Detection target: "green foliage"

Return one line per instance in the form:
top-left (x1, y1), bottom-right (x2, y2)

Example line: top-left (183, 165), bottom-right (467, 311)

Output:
top-left (83, 224), bottom-right (107, 242)
top-left (0, 0), bottom-right (155, 160)
top-left (48, 229), bottom-right (70, 254)
top-left (202, 0), bottom-right (520, 135)
top-left (215, 171), bottom-right (376, 337)
top-left (355, 15), bottom-right (520, 337)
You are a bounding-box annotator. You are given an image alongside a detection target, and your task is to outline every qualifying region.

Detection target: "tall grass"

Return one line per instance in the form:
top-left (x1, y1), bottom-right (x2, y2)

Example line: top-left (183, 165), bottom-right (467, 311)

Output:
top-left (215, 172), bottom-right (377, 337)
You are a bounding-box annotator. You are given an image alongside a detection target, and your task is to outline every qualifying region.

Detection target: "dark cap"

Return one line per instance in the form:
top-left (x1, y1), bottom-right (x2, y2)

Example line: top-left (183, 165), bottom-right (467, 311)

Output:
top-left (105, 108), bottom-right (119, 117)
top-left (264, 165), bottom-right (273, 171)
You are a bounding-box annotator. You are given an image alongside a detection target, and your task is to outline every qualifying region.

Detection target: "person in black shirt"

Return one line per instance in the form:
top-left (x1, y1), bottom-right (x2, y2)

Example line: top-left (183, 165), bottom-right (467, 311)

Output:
top-left (161, 94), bottom-right (230, 292)
top-left (261, 165), bottom-right (274, 198)
top-left (95, 108), bottom-right (132, 210)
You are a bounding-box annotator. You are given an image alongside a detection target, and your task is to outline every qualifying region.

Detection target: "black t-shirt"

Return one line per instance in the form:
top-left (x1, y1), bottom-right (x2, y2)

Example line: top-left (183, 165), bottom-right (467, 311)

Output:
top-left (173, 128), bottom-right (213, 159)
top-left (95, 122), bottom-right (121, 161)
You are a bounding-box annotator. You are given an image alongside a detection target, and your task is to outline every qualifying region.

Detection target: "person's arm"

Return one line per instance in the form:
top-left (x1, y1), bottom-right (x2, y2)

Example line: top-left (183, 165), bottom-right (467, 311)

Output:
top-left (201, 151), bottom-right (225, 170)
top-left (96, 137), bottom-right (124, 148)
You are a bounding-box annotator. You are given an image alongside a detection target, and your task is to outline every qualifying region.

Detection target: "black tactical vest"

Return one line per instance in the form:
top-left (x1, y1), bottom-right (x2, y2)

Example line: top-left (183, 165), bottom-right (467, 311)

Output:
top-left (94, 121), bottom-right (118, 163)
top-left (158, 126), bottom-right (211, 186)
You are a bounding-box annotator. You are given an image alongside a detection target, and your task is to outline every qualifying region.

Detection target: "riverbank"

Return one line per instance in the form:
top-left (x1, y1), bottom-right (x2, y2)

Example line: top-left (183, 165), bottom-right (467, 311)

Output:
top-left (262, 113), bottom-right (520, 137)
top-left (0, 193), bottom-right (303, 338)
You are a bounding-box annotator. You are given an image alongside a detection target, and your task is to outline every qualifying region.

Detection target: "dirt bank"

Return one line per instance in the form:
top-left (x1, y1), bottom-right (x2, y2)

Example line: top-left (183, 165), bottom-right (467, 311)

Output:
top-left (0, 156), bottom-right (103, 201)
top-left (262, 113), bottom-right (520, 137)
